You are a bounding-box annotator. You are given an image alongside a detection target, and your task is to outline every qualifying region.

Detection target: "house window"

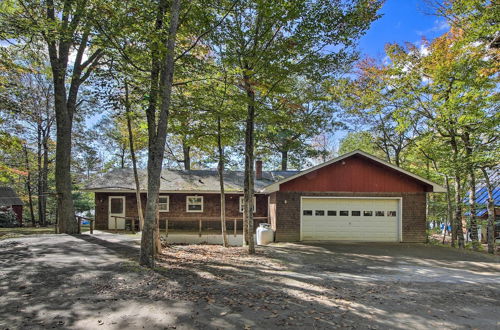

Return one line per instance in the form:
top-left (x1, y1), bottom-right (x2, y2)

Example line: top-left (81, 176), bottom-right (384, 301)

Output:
top-left (327, 210), bottom-right (336, 216)
top-left (363, 211), bottom-right (373, 216)
top-left (351, 211), bottom-right (361, 216)
top-left (339, 210), bottom-right (349, 216)
top-left (375, 211), bottom-right (385, 216)
top-left (315, 210), bottom-right (325, 216)
top-left (110, 197), bottom-right (124, 214)
top-left (387, 211), bottom-right (397, 217)
top-left (239, 196), bottom-right (256, 213)
top-left (303, 210), bottom-right (313, 216)
top-left (158, 195), bottom-right (169, 212)
top-left (186, 196), bottom-right (203, 212)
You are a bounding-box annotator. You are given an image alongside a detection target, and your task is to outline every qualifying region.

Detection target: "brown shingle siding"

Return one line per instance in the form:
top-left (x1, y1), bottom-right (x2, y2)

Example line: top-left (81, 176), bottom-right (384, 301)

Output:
top-left (95, 192), bottom-right (268, 230)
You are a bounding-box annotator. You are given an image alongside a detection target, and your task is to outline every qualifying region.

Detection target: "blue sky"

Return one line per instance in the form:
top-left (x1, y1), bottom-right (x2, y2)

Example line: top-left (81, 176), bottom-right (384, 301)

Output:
top-left (358, 0), bottom-right (449, 59)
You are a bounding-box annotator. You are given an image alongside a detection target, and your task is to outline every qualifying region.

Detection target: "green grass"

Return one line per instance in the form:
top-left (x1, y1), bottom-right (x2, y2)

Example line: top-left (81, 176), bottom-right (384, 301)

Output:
top-left (0, 226), bottom-right (56, 240)
top-left (0, 224), bottom-right (92, 240)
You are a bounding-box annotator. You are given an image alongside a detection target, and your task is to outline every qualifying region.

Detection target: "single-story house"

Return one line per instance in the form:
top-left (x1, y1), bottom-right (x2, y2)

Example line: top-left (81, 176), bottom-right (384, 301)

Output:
top-left (0, 186), bottom-right (24, 224)
top-left (85, 150), bottom-right (445, 242)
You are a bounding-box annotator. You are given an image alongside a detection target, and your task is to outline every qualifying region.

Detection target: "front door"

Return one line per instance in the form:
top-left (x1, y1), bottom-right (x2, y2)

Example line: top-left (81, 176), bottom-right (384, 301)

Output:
top-left (108, 196), bottom-right (126, 229)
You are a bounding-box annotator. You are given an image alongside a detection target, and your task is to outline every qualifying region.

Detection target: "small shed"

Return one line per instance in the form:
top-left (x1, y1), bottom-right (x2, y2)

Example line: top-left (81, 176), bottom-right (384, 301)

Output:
top-left (0, 186), bottom-right (24, 224)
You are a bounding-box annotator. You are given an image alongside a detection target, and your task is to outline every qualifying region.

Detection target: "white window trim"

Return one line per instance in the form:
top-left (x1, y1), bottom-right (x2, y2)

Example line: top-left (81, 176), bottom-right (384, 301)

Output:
top-left (239, 196), bottom-right (256, 213)
top-left (158, 195), bottom-right (169, 212)
top-left (186, 196), bottom-right (203, 213)
top-left (108, 196), bottom-right (126, 216)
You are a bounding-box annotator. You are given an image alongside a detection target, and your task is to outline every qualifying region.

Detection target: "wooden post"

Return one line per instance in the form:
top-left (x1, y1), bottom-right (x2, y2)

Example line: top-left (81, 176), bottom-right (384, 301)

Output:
top-left (199, 219), bottom-right (202, 237)
top-left (90, 219), bottom-right (94, 234)
top-left (131, 218), bottom-right (136, 234)
top-left (165, 219), bottom-right (168, 237)
top-left (77, 216), bottom-right (81, 234)
top-left (114, 217), bottom-right (118, 233)
top-left (234, 219), bottom-right (237, 237)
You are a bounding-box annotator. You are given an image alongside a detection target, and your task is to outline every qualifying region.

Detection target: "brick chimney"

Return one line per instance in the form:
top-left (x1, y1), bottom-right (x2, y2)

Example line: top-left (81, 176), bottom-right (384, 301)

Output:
top-left (255, 159), bottom-right (263, 180)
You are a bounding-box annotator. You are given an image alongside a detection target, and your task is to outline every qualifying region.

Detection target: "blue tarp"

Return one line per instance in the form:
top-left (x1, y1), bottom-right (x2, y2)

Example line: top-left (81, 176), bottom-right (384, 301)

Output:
top-left (463, 186), bottom-right (499, 217)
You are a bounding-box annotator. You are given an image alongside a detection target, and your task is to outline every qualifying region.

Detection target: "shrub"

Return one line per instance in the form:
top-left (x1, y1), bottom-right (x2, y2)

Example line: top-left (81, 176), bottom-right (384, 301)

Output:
top-left (0, 207), bottom-right (19, 228)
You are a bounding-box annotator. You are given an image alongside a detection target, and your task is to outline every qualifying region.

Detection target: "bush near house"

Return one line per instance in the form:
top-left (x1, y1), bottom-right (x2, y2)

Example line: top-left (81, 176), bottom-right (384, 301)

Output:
top-left (0, 207), bottom-right (19, 228)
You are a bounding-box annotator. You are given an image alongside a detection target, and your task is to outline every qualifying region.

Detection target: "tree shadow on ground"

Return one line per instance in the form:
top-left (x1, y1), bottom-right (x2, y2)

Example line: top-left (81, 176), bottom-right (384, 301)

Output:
top-left (0, 234), bottom-right (499, 329)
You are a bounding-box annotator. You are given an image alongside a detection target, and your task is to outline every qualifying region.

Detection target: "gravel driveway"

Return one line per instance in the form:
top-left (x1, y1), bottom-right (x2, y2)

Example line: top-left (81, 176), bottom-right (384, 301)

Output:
top-left (0, 232), bottom-right (498, 329)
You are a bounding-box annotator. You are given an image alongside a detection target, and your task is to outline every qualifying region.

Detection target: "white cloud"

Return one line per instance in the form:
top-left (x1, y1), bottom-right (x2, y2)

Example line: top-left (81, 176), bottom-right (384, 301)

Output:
top-left (416, 19), bottom-right (450, 36)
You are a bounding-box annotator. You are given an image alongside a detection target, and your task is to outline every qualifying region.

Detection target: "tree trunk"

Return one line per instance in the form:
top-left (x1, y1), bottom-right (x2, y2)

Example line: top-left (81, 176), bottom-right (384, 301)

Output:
top-left (23, 145), bottom-right (36, 227)
top-left (54, 88), bottom-right (77, 234)
top-left (182, 143), bottom-right (191, 170)
top-left (41, 133), bottom-right (49, 226)
top-left (449, 135), bottom-right (464, 248)
top-left (463, 131), bottom-right (479, 249)
top-left (37, 122), bottom-right (44, 226)
top-left (217, 116), bottom-right (229, 247)
top-left (243, 71), bottom-right (256, 254)
top-left (120, 147), bottom-right (126, 168)
top-left (124, 81), bottom-right (144, 231)
top-left (140, 0), bottom-right (181, 268)
top-left (281, 150), bottom-right (288, 171)
top-left (481, 167), bottom-right (496, 254)
top-left (468, 169), bottom-right (479, 250)
top-left (453, 177), bottom-right (465, 249)
top-left (444, 175), bottom-right (452, 245)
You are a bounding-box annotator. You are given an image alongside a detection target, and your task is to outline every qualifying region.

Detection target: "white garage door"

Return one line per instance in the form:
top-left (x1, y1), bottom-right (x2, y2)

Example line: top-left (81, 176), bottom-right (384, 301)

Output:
top-left (301, 198), bottom-right (400, 242)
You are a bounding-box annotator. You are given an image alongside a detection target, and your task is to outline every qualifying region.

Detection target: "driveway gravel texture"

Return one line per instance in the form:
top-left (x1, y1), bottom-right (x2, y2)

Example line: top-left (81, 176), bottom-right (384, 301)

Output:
top-left (0, 231), bottom-right (498, 329)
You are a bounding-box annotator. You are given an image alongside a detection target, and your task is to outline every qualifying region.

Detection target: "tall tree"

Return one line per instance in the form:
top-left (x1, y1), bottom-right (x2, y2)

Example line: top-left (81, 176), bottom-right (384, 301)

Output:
top-left (213, 0), bottom-right (382, 253)
top-left (1, 0), bottom-right (104, 233)
top-left (140, 0), bottom-right (182, 267)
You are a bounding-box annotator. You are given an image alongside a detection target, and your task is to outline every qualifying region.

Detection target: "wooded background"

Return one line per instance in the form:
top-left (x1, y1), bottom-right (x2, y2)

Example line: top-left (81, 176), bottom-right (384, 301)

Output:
top-left (0, 0), bottom-right (498, 260)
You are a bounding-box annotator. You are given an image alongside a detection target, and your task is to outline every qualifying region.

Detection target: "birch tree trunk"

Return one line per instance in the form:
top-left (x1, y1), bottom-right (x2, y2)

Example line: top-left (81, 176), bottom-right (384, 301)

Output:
top-left (124, 81), bottom-right (144, 231)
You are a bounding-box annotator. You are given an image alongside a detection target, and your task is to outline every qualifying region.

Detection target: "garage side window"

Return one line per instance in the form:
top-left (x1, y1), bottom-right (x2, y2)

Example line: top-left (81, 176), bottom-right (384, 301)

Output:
top-left (363, 211), bottom-right (373, 216)
top-left (303, 210), bottom-right (312, 216)
top-left (375, 211), bottom-right (385, 216)
top-left (339, 210), bottom-right (348, 216)
top-left (315, 210), bottom-right (325, 216)
top-left (387, 211), bottom-right (397, 217)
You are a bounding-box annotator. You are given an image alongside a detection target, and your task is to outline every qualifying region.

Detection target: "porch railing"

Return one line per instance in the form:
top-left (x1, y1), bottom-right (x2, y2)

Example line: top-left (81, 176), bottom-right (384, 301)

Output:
top-left (109, 215), bottom-right (269, 237)
top-left (76, 215), bottom-right (95, 234)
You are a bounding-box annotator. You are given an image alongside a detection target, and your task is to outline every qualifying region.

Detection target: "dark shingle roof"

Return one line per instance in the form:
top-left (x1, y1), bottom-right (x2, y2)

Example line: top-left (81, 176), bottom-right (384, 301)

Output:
top-left (0, 186), bottom-right (23, 206)
top-left (84, 168), bottom-right (299, 193)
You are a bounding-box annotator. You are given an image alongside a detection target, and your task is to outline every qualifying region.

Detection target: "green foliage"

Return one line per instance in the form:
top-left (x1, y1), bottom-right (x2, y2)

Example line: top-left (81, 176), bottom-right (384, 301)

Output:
top-left (0, 208), bottom-right (19, 228)
top-left (338, 131), bottom-right (385, 158)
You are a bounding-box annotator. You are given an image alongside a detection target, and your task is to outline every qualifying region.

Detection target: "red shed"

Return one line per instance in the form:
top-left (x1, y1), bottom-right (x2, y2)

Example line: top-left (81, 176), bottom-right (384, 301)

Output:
top-left (0, 186), bottom-right (24, 225)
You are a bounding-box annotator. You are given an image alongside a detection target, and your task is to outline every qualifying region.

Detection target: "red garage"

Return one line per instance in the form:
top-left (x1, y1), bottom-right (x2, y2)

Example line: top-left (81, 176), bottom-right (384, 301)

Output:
top-left (265, 150), bottom-right (445, 242)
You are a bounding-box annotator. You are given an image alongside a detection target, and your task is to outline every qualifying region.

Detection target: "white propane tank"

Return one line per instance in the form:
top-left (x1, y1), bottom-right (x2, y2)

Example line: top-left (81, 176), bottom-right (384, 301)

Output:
top-left (256, 223), bottom-right (274, 245)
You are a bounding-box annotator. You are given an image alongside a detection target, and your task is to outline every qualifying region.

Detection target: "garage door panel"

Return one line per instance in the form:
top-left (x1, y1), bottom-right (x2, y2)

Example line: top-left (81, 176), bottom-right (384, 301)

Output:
top-left (301, 198), bottom-right (399, 242)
